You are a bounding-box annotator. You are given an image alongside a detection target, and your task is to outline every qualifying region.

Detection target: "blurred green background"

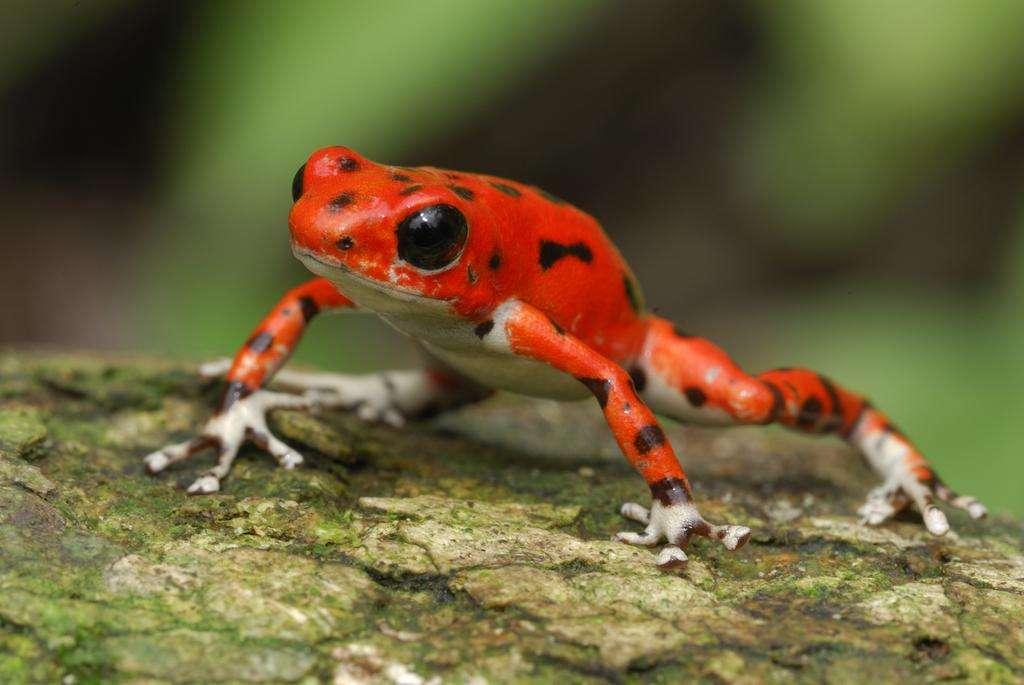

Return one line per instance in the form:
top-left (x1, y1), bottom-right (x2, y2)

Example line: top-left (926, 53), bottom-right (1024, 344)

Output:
top-left (3, 1), bottom-right (1021, 514)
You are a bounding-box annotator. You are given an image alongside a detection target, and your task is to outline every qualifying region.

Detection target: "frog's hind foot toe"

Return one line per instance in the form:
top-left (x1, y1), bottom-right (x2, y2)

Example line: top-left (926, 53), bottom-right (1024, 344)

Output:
top-left (615, 499), bottom-right (751, 570)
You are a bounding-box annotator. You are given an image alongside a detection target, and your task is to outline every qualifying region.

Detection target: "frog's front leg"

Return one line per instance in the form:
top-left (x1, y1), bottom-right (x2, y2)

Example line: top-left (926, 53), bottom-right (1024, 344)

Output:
top-left (480, 300), bottom-right (750, 569)
top-left (147, 281), bottom-right (490, 493)
top-left (144, 278), bottom-right (354, 492)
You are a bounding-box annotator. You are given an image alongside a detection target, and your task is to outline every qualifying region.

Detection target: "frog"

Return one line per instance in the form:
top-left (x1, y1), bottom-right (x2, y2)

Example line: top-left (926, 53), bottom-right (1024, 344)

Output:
top-left (145, 146), bottom-right (987, 569)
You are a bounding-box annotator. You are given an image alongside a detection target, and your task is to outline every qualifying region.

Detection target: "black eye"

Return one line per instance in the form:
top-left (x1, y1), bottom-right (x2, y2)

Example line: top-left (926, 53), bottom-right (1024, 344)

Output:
top-left (396, 204), bottom-right (468, 271)
top-left (291, 163), bottom-right (306, 201)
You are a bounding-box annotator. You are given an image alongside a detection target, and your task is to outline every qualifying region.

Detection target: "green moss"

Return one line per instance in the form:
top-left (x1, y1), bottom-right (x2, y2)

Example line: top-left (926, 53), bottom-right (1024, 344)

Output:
top-left (0, 406), bottom-right (48, 461)
top-left (0, 352), bottom-right (1022, 681)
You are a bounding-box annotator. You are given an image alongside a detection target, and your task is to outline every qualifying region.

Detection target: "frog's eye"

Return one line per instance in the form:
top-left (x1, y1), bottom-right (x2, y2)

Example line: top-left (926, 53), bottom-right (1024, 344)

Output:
top-left (396, 204), bottom-right (468, 271)
top-left (291, 163), bottom-right (306, 202)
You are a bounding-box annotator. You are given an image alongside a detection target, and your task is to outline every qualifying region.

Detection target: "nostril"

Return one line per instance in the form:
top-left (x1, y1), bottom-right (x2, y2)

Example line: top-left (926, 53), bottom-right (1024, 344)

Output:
top-left (336, 236), bottom-right (354, 250)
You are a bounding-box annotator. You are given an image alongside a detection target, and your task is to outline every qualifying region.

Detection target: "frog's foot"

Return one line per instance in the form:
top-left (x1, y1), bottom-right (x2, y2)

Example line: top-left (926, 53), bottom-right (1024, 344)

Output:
top-left (143, 389), bottom-right (309, 494)
top-left (301, 374), bottom-right (407, 428)
top-left (197, 360), bottom-right (409, 426)
top-left (616, 500), bottom-right (751, 570)
top-left (857, 477), bottom-right (987, 536)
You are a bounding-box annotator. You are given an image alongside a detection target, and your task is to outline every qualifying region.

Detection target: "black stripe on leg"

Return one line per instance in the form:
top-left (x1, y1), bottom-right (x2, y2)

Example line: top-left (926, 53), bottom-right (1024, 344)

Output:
top-left (219, 380), bottom-right (254, 412)
top-left (762, 381), bottom-right (785, 424)
top-left (627, 365), bottom-right (647, 393)
top-left (842, 400), bottom-right (872, 438)
top-left (247, 331), bottom-right (274, 353)
top-left (576, 377), bottom-right (611, 408)
top-left (797, 396), bottom-right (823, 429)
top-left (649, 477), bottom-right (691, 505)
top-left (298, 296), bottom-right (319, 322)
top-left (634, 425), bottom-right (666, 454)
top-left (818, 374), bottom-right (844, 433)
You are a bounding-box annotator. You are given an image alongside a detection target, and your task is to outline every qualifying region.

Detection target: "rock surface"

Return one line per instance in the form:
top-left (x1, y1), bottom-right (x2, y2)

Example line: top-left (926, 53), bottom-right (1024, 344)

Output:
top-left (0, 351), bottom-right (1021, 683)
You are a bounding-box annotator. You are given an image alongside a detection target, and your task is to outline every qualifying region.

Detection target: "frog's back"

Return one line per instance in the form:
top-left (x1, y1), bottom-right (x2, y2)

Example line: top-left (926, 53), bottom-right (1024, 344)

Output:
top-left (436, 169), bottom-right (650, 362)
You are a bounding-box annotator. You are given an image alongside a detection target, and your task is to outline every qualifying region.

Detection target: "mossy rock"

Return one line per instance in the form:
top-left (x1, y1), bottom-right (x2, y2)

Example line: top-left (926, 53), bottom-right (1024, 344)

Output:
top-left (0, 351), bottom-right (1021, 683)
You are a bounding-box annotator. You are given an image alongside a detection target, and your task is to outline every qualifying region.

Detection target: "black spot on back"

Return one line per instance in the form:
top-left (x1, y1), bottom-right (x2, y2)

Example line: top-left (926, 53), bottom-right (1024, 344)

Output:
top-left (247, 331), bottom-right (274, 353)
top-left (338, 156), bottom-right (359, 172)
top-left (537, 188), bottom-right (567, 205)
top-left (628, 365), bottom-right (647, 393)
top-left (328, 192), bottom-right (355, 209)
top-left (448, 185), bottom-right (475, 201)
top-left (488, 252), bottom-right (501, 270)
top-left (489, 182), bottom-right (521, 197)
top-left (634, 425), bottom-right (666, 455)
top-left (298, 296), bottom-right (319, 322)
top-left (539, 240), bottom-right (593, 270)
top-left (391, 173), bottom-right (412, 182)
top-left (548, 316), bottom-right (565, 335)
top-left (684, 387), bottom-right (707, 407)
top-left (467, 264), bottom-right (477, 284)
top-left (576, 377), bottom-right (611, 408)
top-left (623, 274), bottom-right (644, 314)
top-left (473, 320), bottom-right (494, 338)
top-left (399, 185), bottom-right (423, 196)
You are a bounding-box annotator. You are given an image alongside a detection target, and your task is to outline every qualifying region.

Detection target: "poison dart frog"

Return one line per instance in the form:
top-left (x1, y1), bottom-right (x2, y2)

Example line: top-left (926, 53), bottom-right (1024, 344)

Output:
top-left (145, 146), bottom-right (987, 569)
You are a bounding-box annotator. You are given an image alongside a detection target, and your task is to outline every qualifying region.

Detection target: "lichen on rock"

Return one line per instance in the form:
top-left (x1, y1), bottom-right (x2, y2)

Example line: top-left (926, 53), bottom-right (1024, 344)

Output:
top-left (0, 351), bottom-right (1022, 683)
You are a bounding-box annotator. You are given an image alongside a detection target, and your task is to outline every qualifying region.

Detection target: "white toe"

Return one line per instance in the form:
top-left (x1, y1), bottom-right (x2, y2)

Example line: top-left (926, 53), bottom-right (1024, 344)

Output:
top-left (615, 530), bottom-right (659, 546)
top-left (656, 545), bottom-right (688, 570)
top-left (620, 502), bottom-right (650, 524)
top-left (187, 475), bottom-right (221, 495)
top-left (966, 501), bottom-right (987, 519)
top-left (720, 525), bottom-right (751, 551)
top-left (198, 358), bottom-right (232, 378)
top-left (144, 451), bottom-right (170, 473)
top-left (279, 452), bottom-right (303, 469)
top-left (923, 507), bottom-right (950, 536)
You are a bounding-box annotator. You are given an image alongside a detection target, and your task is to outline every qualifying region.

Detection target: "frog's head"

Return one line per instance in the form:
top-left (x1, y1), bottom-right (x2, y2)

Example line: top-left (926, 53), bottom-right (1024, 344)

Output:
top-left (289, 146), bottom-right (497, 311)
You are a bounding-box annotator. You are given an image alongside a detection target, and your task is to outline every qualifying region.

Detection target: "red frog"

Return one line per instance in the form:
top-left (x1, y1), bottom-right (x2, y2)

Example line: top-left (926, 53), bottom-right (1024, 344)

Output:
top-left (145, 146), bottom-right (987, 569)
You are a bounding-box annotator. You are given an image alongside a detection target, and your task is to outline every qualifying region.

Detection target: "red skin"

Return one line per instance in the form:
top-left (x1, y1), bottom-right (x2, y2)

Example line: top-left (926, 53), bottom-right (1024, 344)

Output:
top-left (219, 145), bottom-right (972, 530)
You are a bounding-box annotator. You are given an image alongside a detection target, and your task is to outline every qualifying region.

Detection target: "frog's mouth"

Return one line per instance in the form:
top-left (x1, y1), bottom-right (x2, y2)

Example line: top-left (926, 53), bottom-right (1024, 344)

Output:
top-left (291, 247), bottom-right (453, 306)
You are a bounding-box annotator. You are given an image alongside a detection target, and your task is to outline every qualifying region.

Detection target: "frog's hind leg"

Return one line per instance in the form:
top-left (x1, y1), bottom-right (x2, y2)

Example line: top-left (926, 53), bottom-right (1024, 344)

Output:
top-left (199, 360), bottom-right (489, 426)
top-left (260, 365), bottom-right (489, 425)
top-left (629, 317), bottom-right (986, 536)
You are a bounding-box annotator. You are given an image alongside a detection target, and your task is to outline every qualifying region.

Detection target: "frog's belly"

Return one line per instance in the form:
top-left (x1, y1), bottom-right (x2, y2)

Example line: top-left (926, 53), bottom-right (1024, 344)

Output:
top-left (419, 341), bottom-right (589, 401)
top-left (327, 272), bottom-right (589, 401)
top-left (421, 342), bottom-right (590, 401)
